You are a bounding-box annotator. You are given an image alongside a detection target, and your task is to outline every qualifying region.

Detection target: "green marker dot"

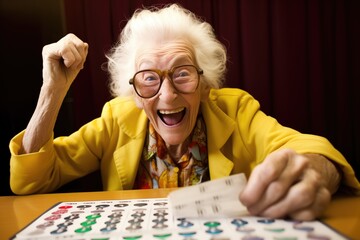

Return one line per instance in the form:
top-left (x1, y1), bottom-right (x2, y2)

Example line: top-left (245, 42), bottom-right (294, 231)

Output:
top-left (123, 236), bottom-right (142, 240)
top-left (75, 226), bottom-right (92, 233)
top-left (153, 233), bottom-right (172, 239)
top-left (204, 221), bottom-right (221, 227)
top-left (86, 214), bottom-right (101, 219)
top-left (81, 219), bottom-right (97, 226)
top-left (265, 227), bottom-right (285, 233)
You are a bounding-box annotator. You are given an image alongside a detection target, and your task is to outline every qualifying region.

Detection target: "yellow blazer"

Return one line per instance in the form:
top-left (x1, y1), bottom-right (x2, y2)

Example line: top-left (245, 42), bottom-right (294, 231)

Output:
top-left (9, 88), bottom-right (360, 195)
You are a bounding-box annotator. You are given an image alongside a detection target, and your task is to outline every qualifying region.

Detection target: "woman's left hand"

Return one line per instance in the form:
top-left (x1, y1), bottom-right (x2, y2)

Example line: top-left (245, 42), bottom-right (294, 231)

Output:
top-left (239, 149), bottom-right (341, 220)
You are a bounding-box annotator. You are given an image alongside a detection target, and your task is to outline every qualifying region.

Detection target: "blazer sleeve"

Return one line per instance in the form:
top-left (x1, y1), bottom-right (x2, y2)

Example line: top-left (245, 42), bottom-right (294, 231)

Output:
top-left (9, 102), bottom-right (114, 195)
top-left (237, 91), bottom-right (360, 194)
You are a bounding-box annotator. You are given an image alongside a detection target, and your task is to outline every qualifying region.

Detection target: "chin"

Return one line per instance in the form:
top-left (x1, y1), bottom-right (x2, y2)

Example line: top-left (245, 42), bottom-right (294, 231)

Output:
top-left (161, 132), bottom-right (189, 146)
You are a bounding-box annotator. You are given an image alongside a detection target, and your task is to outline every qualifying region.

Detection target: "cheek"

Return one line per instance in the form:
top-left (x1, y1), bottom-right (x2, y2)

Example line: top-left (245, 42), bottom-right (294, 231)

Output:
top-left (136, 97), bottom-right (157, 120)
top-left (187, 94), bottom-right (202, 121)
top-left (134, 94), bottom-right (146, 109)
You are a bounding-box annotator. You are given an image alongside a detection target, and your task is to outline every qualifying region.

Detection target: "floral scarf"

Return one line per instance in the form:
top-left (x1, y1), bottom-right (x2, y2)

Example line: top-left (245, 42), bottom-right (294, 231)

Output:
top-left (134, 115), bottom-right (209, 189)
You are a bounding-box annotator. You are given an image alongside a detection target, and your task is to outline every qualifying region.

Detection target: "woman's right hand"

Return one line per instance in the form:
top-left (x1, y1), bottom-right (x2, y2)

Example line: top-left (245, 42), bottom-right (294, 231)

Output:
top-left (19, 34), bottom-right (88, 154)
top-left (42, 33), bottom-right (88, 90)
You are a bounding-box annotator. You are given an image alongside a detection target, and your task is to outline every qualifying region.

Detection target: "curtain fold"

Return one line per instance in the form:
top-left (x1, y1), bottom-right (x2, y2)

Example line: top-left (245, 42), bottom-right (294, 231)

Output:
top-left (64, 0), bottom-right (359, 176)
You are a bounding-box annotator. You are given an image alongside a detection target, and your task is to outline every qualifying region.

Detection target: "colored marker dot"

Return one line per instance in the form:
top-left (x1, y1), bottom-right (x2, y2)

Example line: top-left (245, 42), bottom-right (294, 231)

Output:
top-left (264, 227), bottom-right (285, 232)
top-left (257, 218), bottom-right (275, 224)
top-left (45, 215), bottom-right (61, 221)
top-left (36, 221), bottom-right (54, 228)
top-left (86, 214), bottom-right (101, 219)
top-left (307, 232), bottom-right (331, 240)
top-left (154, 202), bottom-right (167, 206)
top-left (153, 233), bottom-right (172, 239)
top-left (64, 214), bottom-right (79, 220)
top-left (50, 227), bottom-right (67, 235)
top-left (204, 221), bottom-right (221, 227)
top-left (177, 221), bottom-right (194, 228)
top-left (100, 225), bottom-right (117, 232)
top-left (293, 224), bottom-right (314, 232)
top-left (236, 226), bottom-right (255, 233)
top-left (206, 228), bottom-right (223, 235)
top-left (114, 204), bottom-right (129, 207)
top-left (122, 236), bottom-right (142, 240)
top-left (131, 212), bottom-right (146, 218)
top-left (231, 218), bottom-right (248, 227)
top-left (57, 222), bottom-right (73, 227)
top-left (77, 205), bottom-right (91, 209)
top-left (134, 203), bottom-right (148, 207)
top-left (75, 226), bottom-right (92, 233)
top-left (242, 236), bottom-right (264, 240)
top-left (274, 237), bottom-right (298, 240)
top-left (108, 213), bottom-right (122, 218)
top-left (178, 232), bottom-right (197, 237)
top-left (81, 219), bottom-right (97, 226)
top-left (59, 205), bottom-right (72, 209)
top-left (96, 204), bottom-right (110, 208)
top-left (52, 209), bottom-right (68, 214)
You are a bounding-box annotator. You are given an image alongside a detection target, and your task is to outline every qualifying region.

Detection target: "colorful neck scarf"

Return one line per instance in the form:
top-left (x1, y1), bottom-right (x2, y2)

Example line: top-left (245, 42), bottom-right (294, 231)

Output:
top-left (134, 115), bottom-right (209, 189)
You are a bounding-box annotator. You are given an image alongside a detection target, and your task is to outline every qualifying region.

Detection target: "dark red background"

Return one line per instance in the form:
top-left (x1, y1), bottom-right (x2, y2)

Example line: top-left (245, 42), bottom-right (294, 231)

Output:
top-left (1, 0), bottom-right (359, 194)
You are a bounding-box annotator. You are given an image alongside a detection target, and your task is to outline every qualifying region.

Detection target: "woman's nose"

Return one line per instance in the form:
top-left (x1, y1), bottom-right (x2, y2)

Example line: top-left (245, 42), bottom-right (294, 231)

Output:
top-left (158, 77), bottom-right (178, 101)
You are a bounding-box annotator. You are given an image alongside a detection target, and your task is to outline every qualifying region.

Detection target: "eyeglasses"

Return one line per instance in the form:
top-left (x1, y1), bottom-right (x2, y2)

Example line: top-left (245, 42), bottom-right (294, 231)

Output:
top-left (129, 65), bottom-right (203, 98)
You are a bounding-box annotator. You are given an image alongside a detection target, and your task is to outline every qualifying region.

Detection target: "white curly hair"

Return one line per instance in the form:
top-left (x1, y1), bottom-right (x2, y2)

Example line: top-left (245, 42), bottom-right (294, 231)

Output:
top-left (106, 3), bottom-right (227, 97)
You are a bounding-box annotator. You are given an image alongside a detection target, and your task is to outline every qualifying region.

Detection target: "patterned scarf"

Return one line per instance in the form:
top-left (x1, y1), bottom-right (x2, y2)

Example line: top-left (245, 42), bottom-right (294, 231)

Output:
top-left (134, 115), bottom-right (209, 189)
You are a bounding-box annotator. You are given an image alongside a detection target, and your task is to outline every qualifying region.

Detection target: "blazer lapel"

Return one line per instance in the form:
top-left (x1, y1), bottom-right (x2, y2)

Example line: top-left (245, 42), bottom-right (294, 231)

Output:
top-left (201, 100), bottom-right (236, 180)
top-left (113, 103), bottom-right (148, 189)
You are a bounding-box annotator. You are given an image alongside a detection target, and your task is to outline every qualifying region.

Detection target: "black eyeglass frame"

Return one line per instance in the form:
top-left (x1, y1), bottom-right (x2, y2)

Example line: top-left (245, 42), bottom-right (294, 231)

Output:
top-left (129, 64), bottom-right (204, 98)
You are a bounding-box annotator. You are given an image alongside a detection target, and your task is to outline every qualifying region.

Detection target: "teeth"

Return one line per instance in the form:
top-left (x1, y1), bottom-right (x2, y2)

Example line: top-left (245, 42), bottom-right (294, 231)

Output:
top-left (159, 107), bottom-right (185, 115)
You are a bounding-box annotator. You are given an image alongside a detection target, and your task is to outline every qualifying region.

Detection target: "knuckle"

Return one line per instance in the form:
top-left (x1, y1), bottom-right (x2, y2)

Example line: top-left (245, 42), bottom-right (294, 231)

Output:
top-left (260, 204), bottom-right (288, 219)
top-left (294, 155), bottom-right (310, 170)
top-left (297, 185), bottom-right (316, 205)
top-left (269, 181), bottom-right (287, 197)
top-left (291, 209), bottom-right (317, 221)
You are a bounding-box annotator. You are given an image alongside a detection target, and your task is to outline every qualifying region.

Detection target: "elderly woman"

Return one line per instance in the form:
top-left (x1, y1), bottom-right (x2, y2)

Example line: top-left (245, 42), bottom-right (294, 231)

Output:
top-left (10, 4), bottom-right (359, 220)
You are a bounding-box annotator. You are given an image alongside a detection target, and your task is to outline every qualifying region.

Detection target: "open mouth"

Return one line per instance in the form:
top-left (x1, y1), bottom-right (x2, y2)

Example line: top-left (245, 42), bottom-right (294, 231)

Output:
top-left (158, 107), bottom-right (186, 126)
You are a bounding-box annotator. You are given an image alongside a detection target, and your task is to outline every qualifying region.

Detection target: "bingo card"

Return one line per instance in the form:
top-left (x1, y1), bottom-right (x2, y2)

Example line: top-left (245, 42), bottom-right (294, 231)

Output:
top-left (11, 174), bottom-right (349, 240)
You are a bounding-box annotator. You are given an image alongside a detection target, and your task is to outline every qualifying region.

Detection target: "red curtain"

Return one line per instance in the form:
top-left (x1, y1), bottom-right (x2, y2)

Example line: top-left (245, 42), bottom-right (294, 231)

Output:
top-left (64, 0), bottom-right (360, 175)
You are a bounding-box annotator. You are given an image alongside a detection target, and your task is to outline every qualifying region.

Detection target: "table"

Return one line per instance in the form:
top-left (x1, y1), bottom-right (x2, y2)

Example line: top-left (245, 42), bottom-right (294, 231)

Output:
top-left (0, 189), bottom-right (359, 239)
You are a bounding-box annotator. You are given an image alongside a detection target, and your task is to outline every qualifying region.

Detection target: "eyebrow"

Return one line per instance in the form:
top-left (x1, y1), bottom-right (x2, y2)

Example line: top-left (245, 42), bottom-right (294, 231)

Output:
top-left (137, 55), bottom-right (194, 71)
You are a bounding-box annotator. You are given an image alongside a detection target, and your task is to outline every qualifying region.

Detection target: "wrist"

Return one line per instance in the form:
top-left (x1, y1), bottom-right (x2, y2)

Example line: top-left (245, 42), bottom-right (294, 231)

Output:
top-left (305, 153), bottom-right (342, 194)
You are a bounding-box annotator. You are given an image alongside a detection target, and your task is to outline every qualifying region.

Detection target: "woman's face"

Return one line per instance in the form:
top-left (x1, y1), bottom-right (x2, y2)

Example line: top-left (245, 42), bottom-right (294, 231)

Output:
top-left (134, 42), bottom-right (209, 146)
